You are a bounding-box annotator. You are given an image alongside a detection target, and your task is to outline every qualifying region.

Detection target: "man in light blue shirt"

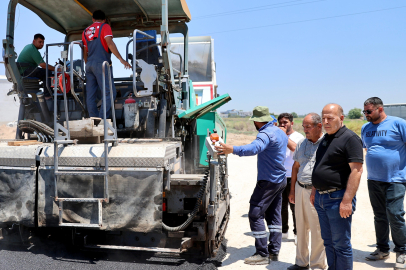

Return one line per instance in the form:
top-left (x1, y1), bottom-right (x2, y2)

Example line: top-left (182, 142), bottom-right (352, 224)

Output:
top-left (361, 97), bottom-right (406, 270)
top-left (215, 106), bottom-right (287, 265)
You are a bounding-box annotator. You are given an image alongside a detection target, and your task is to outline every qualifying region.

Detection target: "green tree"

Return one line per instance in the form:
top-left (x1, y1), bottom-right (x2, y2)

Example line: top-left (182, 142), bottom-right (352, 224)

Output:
top-left (348, 108), bottom-right (362, 119)
top-left (291, 112), bottom-right (298, 118)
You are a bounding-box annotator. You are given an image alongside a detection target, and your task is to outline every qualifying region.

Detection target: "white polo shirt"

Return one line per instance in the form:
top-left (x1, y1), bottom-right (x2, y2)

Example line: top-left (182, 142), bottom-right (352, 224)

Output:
top-left (284, 131), bottom-right (304, 178)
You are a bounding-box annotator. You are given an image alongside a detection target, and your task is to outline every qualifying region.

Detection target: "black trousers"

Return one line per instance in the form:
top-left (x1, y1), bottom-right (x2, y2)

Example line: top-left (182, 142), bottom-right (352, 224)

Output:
top-left (249, 179), bottom-right (286, 256)
top-left (22, 67), bottom-right (53, 96)
top-left (282, 177), bottom-right (296, 234)
top-left (368, 180), bottom-right (406, 253)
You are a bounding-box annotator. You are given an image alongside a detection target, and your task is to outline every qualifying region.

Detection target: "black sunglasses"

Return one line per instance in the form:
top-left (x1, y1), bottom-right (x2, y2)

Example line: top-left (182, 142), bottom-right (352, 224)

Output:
top-left (362, 108), bottom-right (378, 115)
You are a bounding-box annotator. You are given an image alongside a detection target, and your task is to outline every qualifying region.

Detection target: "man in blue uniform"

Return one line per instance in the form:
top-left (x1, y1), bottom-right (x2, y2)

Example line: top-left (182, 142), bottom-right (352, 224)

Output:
top-left (82, 10), bottom-right (131, 118)
top-left (361, 97), bottom-right (406, 270)
top-left (215, 106), bottom-right (288, 265)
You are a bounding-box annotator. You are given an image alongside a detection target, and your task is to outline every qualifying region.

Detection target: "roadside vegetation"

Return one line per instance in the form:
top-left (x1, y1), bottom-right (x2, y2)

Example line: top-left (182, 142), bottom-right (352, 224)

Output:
top-left (223, 117), bottom-right (366, 136)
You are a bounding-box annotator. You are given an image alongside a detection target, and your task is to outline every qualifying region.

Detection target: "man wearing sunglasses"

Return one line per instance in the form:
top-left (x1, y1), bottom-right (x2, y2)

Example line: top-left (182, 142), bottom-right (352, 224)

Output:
top-left (361, 97), bottom-right (406, 270)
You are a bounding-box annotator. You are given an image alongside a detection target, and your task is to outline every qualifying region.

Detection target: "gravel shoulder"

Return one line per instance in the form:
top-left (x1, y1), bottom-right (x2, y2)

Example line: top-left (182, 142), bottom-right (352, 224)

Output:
top-left (221, 154), bottom-right (396, 270)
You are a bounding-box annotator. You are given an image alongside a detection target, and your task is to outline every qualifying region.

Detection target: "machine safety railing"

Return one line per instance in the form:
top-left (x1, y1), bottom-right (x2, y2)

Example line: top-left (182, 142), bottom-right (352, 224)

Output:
top-left (53, 64), bottom-right (72, 144)
top-left (52, 61), bottom-right (118, 228)
top-left (69, 41), bottom-right (87, 117)
top-left (45, 41), bottom-right (87, 117)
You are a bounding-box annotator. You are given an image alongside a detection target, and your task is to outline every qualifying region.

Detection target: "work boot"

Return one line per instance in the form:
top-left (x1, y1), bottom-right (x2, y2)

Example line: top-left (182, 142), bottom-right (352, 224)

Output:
top-left (269, 253), bottom-right (278, 261)
top-left (365, 249), bottom-right (390, 261)
top-left (244, 253), bottom-right (269, 265)
top-left (287, 264), bottom-right (309, 270)
top-left (395, 253), bottom-right (406, 270)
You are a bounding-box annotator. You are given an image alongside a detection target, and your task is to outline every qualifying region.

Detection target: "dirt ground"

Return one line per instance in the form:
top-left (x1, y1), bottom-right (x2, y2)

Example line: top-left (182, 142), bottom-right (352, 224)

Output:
top-left (0, 125), bottom-right (16, 139)
top-left (227, 133), bottom-right (256, 146)
top-left (221, 154), bottom-right (396, 270)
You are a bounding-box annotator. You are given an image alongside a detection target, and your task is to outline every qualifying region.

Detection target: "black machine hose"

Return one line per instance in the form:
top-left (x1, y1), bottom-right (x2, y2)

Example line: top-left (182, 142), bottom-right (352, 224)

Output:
top-left (18, 120), bottom-right (60, 142)
top-left (162, 169), bottom-right (210, 232)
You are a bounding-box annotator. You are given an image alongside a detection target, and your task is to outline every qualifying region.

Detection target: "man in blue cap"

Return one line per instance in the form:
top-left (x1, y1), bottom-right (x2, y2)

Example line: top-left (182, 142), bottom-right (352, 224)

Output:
top-left (215, 106), bottom-right (288, 265)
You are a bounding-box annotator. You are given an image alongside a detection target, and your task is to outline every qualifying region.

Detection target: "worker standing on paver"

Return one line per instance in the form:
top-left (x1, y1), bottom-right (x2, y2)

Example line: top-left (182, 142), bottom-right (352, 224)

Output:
top-left (215, 106), bottom-right (287, 265)
top-left (82, 10), bottom-right (131, 118)
top-left (278, 113), bottom-right (304, 243)
top-left (311, 103), bottom-right (363, 270)
top-left (287, 113), bottom-right (326, 270)
top-left (361, 97), bottom-right (406, 270)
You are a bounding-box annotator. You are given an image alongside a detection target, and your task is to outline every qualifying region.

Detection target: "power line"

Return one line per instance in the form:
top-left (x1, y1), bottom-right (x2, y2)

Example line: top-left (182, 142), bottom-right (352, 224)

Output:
top-left (195, 0), bottom-right (326, 19)
top-left (195, 0), bottom-right (305, 19)
top-left (204, 5), bottom-right (406, 35)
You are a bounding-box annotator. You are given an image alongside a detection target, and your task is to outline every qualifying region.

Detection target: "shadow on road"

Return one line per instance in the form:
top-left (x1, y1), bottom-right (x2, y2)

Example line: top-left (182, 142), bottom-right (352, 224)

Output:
top-left (0, 230), bottom-right (227, 270)
top-left (354, 247), bottom-right (396, 269)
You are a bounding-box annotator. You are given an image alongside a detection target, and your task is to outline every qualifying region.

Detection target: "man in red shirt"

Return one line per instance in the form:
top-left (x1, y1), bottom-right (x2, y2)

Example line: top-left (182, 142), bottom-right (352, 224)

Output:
top-left (82, 10), bottom-right (131, 118)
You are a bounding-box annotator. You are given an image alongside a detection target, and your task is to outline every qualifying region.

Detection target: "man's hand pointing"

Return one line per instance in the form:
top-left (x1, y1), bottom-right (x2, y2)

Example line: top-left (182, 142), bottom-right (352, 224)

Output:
top-left (214, 142), bottom-right (233, 155)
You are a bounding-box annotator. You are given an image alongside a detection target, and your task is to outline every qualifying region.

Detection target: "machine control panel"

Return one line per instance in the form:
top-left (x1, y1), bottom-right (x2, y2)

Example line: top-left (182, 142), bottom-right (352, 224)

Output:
top-left (205, 129), bottom-right (225, 159)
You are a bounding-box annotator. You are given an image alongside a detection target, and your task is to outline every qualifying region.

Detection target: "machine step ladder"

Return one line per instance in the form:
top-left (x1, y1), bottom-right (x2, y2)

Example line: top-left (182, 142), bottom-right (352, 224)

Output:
top-left (53, 61), bottom-right (118, 228)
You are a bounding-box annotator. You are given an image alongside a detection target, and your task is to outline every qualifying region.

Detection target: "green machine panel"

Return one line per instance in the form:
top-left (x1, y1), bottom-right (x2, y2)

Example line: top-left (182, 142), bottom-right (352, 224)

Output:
top-left (196, 112), bottom-right (227, 166)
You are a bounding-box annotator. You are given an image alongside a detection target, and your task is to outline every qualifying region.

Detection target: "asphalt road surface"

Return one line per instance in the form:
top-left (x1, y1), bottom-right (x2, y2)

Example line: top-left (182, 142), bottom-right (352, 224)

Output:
top-left (0, 154), bottom-right (401, 270)
top-left (0, 233), bottom-right (225, 270)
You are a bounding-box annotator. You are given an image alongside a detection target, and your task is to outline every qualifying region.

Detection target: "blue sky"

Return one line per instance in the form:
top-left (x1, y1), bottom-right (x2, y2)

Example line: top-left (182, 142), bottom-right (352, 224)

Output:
top-left (1, 0), bottom-right (405, 115)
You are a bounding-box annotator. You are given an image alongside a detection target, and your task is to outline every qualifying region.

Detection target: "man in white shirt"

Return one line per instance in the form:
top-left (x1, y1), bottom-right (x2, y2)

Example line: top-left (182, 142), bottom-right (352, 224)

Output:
top-left (278, 113), bottom-right (304, 242)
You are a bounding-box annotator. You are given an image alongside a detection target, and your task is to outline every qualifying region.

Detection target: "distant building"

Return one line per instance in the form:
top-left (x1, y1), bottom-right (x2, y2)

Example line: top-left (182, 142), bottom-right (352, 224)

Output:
top-left (220, 109), bottom-right (252, 117)
top-left (237, 111), bottom-right (253, 117)
top-left (384, 103), bottom-right (406, 120)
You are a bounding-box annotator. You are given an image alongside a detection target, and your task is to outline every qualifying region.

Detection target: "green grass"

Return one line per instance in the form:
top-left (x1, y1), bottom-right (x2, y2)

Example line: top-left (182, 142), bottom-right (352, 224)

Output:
top-left (223, 117), bottom-right (367, 136)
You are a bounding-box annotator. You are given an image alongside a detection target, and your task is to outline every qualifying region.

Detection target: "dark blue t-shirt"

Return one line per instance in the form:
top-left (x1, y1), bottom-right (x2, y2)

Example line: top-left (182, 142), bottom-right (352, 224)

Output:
top-left (233, 121), bottom-right (287, 183)
top-left (361, 116), bottom-right (406, 182)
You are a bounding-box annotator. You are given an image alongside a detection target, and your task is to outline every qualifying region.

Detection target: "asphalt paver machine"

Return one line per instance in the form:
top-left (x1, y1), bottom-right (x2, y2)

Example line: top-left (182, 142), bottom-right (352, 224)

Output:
top-left (1, 0), bottom-right (231, 257)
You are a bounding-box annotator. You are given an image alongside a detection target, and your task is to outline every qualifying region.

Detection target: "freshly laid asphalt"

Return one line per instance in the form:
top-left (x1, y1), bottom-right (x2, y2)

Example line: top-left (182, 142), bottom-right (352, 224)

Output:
top-left (0, 154), bottom-right (399, 270)
top-left (0, 235), bottom-right (226, 270)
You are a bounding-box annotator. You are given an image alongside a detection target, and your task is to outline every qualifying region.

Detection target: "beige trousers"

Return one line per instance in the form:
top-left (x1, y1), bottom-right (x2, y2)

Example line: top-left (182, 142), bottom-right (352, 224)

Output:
top-left (295, 182), bottom-right (327, 269)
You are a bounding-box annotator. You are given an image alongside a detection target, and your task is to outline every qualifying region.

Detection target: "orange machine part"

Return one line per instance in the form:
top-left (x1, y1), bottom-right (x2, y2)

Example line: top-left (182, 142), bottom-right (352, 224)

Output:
top-left (58, 73), bottom-right (71, 94)
top-left (210, 133), bottom-right (219, 142)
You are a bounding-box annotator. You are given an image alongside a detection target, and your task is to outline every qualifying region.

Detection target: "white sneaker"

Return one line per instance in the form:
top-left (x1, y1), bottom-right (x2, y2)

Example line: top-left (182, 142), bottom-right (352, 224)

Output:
top-left (282, 232), bottom-right (289, 239)
top-left (294, 234), bottom-right (297, 245)
top-left (395, 252), bottom-right (406, 270)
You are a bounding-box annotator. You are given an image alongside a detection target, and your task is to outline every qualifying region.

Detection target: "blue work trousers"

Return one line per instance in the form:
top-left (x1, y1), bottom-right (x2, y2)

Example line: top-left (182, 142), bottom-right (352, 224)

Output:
top-left (248, 178), bottom-right (286, 256)
top-left (85, 61), bottom-right (116, 118)
top-left (368, 180), bottom-right (406, 253)
top-left (314, 189), bottom-right (355, 270)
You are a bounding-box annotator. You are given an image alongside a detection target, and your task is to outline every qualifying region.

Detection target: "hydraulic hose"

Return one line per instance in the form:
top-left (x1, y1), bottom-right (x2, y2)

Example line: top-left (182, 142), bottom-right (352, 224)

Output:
top-left (162, 168), bottom-right (210, 232)
top-left (18, 120), bottom-right (61, 141)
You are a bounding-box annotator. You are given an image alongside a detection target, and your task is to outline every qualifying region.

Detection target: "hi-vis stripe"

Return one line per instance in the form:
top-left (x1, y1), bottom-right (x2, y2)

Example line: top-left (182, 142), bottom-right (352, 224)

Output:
top-left (252, 231), bottom-right (267, 238)
top-left (268, 225), bottom-right (282, 233)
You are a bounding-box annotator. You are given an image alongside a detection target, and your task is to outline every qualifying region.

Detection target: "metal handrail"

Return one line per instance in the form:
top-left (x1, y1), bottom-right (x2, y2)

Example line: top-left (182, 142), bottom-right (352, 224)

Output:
top-left (170, 50), bottom-right (182, 75)
top-left (101, 61), bottom-right (118, 143)
top-left (53, 64), bottom-right (74, 199)
top-left (69, 41), bottom-right (87, 117)
top-left (101, 61), bottom-right (119, 201)
top-left (53, 64), bottom-right (71, 141)
top-left (132, 29), bottom-right (154, 97)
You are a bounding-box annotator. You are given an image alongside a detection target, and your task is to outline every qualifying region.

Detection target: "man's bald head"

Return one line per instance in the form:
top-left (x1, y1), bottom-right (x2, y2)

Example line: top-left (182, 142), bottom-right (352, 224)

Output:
top-left (322, 103), bottom-right (344, 117)
top-left (321, 103), bottom-right (344, 135)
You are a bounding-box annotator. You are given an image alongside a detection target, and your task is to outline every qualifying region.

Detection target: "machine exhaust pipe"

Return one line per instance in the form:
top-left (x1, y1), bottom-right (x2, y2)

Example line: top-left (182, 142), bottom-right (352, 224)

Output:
top-left (158, 96), bottom-right (167, 138)
top-left (37, 92), bottom-right (52, 124)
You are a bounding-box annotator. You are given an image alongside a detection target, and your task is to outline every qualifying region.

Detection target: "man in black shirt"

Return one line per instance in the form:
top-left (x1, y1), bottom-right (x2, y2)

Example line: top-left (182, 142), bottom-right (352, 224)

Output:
top-left (311, 103), bottom-right (363, 270)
